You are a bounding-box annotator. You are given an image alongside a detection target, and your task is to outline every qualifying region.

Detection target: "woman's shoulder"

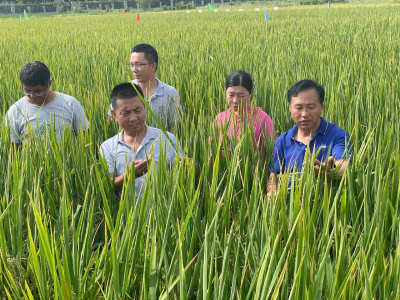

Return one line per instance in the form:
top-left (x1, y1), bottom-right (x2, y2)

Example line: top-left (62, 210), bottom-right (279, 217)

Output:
top-left (254, 107), bottom-right (273, 123)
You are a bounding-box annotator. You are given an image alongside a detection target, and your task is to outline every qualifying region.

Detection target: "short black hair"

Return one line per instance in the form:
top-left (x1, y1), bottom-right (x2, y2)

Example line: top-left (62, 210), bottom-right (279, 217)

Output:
top-left (130, 43), bottom-right (158, 71)
top-left (225, 70), bottom-right (253, 93)
top-left (19, 61), bottom-right (51, 86)
top-left (287, 79), bottom-right (325, 104)
top-left (110, 82), bottom-right (144, 110)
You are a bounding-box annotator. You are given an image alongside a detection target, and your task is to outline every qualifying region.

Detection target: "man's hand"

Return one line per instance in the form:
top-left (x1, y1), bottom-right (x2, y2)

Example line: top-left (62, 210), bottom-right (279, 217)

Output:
top-left (131, 159), bottom-right (149, 177)
top-left (313, 156), bottom-right (335, 178)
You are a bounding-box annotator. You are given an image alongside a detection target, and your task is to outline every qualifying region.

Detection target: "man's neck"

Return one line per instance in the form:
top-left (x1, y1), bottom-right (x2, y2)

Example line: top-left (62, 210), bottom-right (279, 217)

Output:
top-left (295, 120), bottom-right (321, 144)
top-left (138, 78), bottom-right (158, 99)
top-left (123, 126), bottom-right (147, 151)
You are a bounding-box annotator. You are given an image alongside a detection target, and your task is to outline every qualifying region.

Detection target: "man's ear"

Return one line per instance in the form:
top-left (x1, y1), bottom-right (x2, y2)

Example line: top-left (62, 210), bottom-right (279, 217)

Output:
top-left (111, 109), bottom-right (117, 120)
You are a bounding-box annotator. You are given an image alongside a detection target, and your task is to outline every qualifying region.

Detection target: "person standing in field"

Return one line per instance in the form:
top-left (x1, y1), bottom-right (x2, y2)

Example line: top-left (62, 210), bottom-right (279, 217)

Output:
top-left (108, 43), bottom-right (183, 133)
top-left (267, 79), bottom-right (352, 196)
top-left (5, 61), bottom-right (89, 144)
top-left (101, 82), bottom-right (182, 199)
top-left (215, 70), bottom-right (276, 155)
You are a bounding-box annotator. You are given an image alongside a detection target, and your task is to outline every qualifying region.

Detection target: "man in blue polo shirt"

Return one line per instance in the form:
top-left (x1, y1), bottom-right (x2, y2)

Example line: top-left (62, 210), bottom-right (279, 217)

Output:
top-left (267, 79), bottom-right (351, 196)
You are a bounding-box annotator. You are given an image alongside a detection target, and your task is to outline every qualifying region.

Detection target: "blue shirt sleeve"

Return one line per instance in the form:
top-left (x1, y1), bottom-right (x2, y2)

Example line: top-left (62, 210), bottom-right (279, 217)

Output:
top-left (269, 137), bottom-right (284, 174)
top-left (331, 130), bottom-right (352, 161)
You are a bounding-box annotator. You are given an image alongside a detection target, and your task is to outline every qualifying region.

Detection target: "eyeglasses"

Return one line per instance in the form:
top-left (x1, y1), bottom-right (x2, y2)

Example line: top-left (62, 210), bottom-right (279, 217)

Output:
top-left (23, 86), bottom-right (48, 97)
top-left (128, 62), bottom-right (154, 69)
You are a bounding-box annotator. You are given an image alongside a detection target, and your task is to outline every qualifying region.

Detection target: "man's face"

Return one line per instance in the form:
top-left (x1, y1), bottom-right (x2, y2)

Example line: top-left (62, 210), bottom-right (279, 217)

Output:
top-left (112, 96), bottom-right (146, 135)
top-left (22, 82), bottom-right (51, 104)
top-left (226, 86), bottom-right (252, 114)
top-left (289, 88), bottom-right (323, 132)
top-left (129, 52), bottom-right (156, 84)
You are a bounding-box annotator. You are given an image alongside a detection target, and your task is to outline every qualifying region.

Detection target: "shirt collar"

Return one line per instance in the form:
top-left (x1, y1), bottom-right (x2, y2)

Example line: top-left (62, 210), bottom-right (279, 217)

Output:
top-left (132, 78), bottom-right (164, 99)
top-left (118, 125), bottom-right (158, 148)
top-left (316, 117), bottom-right (328, 135)
top-left (289, 117), bottom-right (328, 139)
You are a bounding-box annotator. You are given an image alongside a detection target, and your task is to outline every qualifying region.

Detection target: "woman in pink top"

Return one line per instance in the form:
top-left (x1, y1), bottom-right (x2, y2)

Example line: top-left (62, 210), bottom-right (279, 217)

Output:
top-left (215, 70), bottom-right (275, 154)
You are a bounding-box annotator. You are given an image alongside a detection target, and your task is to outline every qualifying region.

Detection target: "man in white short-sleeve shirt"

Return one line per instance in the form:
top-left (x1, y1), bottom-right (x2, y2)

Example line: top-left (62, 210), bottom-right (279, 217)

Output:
top-left (108, 43), bottom-right (183, 133)
top-left (101, 82), bottom-right (183, 200)
top-left (5, 61), bottom-right (89, 144)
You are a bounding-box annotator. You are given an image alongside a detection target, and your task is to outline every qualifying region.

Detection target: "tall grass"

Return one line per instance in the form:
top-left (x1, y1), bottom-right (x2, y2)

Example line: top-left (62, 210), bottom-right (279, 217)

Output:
top-left (0, 4), bottom-right (400, 299)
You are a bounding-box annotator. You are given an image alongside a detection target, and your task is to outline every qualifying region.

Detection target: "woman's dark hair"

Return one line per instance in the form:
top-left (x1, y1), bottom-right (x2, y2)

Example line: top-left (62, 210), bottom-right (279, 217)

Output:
top-left (287, 79), bottom-right (325, 104)
top-left (110, 82), bottom-right (144, 110)
top-left (19, 61), bottom-right (51, 86)
top-left (225, 70), bottom-right (253, 93)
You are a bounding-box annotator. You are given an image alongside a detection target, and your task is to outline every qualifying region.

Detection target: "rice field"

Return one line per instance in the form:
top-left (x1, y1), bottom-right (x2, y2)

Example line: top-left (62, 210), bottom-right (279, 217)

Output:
top-left (0, 3), bottom-right (400, 299)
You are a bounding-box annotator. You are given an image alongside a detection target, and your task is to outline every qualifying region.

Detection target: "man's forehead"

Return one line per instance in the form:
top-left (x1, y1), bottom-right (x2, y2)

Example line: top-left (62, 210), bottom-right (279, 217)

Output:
top-left (116, 97), bottom-right (145, 108)
top-left (130, 52), bottom-right (146, 60)
top-left (291, 89), bottom-right (320, 103)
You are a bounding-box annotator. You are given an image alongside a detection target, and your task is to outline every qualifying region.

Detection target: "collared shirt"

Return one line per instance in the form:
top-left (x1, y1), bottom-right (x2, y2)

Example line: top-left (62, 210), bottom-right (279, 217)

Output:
top-left (108, 79), bottom-right (183, 130)
top-left (215, 106), bottom-right (275, 152)
top-left (133, 78), bottom-right (183, 129)
top-left (270, 117), bottom-right (351, 174)
top-left (100, 125), bottom-right (183, 199)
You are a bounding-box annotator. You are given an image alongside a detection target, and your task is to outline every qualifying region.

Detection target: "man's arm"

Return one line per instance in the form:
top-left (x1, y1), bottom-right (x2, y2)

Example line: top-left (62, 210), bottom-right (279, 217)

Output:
top-left (110, 160), bottom-right (149, 191)
top-left (314, 131), bottom-right (351, 178)
top-left (314, 156), bottom-right (348, 178)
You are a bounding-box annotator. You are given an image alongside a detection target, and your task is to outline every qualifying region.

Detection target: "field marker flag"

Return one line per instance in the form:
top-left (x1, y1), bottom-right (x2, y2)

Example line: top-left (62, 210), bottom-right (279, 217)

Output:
top-left (24, 9), bottom-right (28, 19)
top-left (123, 9), bottom-right (126, 15)
top-left (265, 7), bottom-right (269, 21)
top-left (136, 12), bottom-right (141, 22)
top-left (20, 15), bottom-right (22, 22)
top-left (208, 3), bottom-right (212, 11)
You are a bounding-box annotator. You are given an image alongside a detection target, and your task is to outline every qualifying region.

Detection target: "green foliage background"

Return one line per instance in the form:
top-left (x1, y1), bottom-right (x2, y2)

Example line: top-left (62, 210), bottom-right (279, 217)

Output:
top-left (0, 4), bottom-right (399, 299)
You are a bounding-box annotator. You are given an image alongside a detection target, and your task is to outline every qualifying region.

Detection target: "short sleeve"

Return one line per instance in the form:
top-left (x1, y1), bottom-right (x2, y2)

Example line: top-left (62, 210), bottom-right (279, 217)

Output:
top-left (167, 89), bottom-right (183, 129)
top-left (331, 130), bottom-right (352, 160)
top-left (5, 108), bottom-right (22, 144)
top-left (100, 143), bottom-right (115, 174)
top-left (168, 132), bottom-right (183, 159)
top-left (269, 138), bottom-right (284, 174)
top-left (72, 101), bottom-right (89, 133)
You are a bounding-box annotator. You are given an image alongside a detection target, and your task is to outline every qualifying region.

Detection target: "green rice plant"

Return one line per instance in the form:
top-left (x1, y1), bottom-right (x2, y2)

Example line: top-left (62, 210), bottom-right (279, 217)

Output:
top-left (0, 3), bottom-right (400, 299)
